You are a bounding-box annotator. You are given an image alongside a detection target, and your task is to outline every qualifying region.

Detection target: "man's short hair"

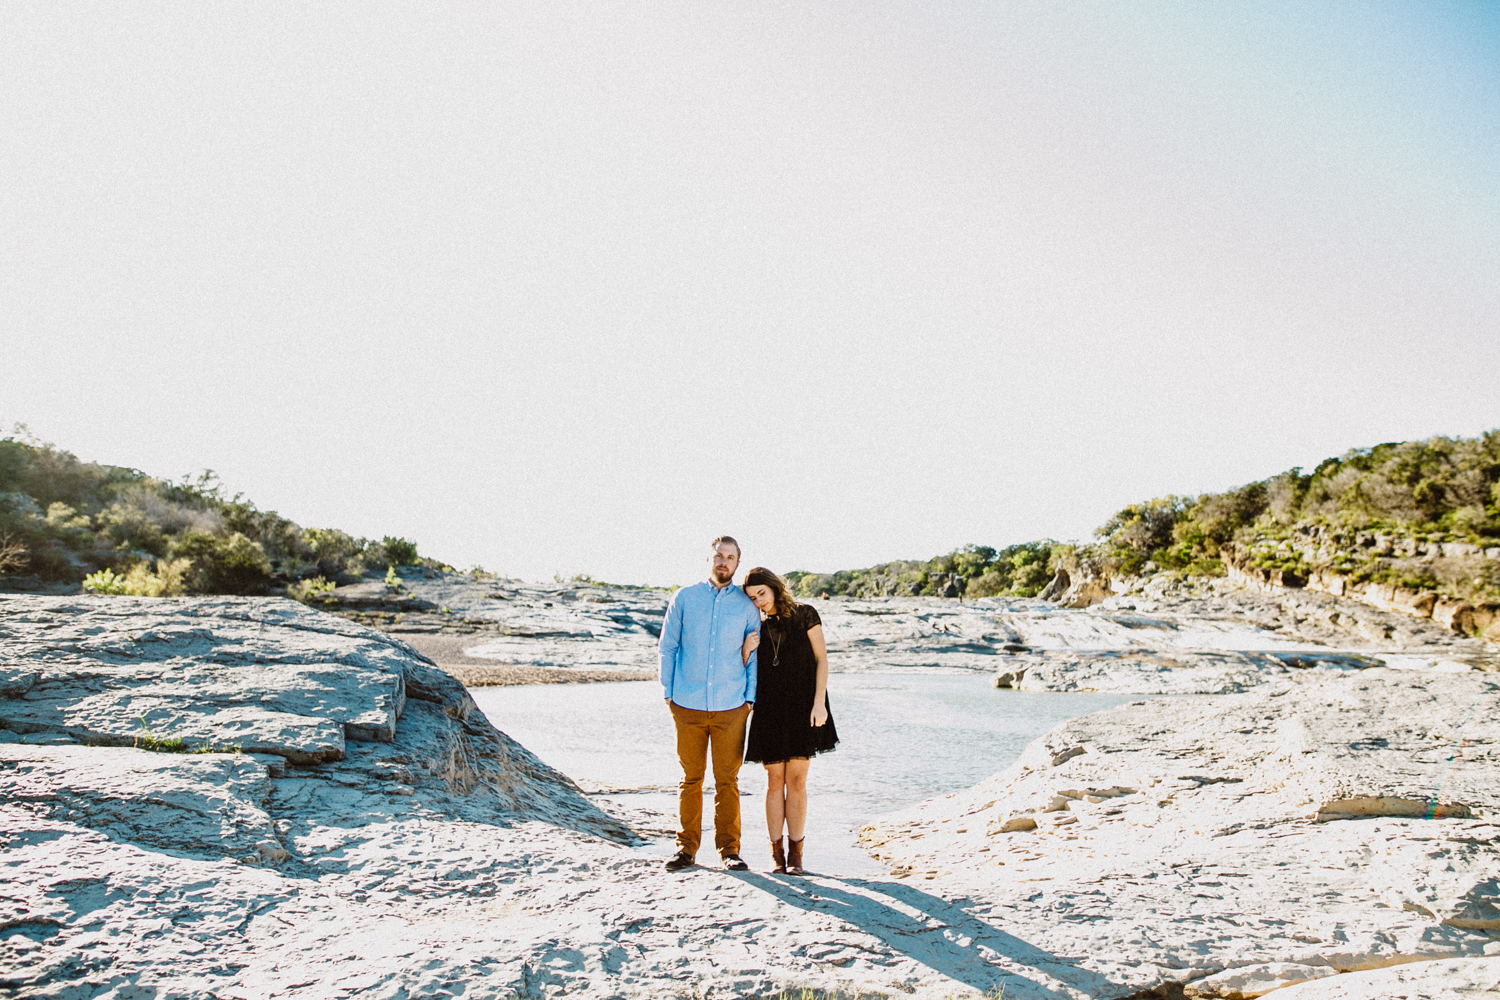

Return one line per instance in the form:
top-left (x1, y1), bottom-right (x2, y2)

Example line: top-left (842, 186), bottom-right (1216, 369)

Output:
top-left (711, 535), bottom-right (740, 555)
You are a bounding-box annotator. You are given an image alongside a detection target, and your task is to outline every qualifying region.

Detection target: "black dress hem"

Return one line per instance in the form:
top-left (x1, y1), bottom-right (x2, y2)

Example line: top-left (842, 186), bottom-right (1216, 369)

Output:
top-left (744, 603), bottom-right (839, 764)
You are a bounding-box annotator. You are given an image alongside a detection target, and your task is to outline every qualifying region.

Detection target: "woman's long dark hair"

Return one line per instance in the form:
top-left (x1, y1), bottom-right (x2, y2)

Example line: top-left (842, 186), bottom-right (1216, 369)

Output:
top-left (743, 566), bottom-right (798, 618)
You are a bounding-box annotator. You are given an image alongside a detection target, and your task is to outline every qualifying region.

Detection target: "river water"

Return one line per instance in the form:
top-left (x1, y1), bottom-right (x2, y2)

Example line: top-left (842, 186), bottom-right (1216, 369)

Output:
top-left (470, 675), bottom-right (1129, 875)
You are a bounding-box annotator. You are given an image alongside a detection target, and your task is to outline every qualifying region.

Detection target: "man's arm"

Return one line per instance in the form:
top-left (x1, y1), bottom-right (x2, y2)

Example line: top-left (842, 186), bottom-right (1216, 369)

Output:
top-left (659, 591), bottom-right (684, 704)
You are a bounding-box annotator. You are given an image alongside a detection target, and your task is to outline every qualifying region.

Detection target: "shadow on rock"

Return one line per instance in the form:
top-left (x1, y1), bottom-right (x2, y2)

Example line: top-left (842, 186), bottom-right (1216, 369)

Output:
top-left (735, 871), bottom-right (1128, 999)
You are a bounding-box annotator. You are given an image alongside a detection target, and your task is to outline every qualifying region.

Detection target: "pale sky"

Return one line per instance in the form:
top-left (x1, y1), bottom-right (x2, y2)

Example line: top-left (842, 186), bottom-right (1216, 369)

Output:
top-left (4, 3), bottom-right (1498, 586)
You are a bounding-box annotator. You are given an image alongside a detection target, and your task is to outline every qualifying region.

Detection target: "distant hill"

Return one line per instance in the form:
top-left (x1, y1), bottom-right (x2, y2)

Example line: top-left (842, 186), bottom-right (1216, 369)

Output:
top-left (0, 428), bottom-right (446, 597)
top-left (789, 431), bottom-right (1500, 606)
top-left (8, 426), bottom-right (1496, 608)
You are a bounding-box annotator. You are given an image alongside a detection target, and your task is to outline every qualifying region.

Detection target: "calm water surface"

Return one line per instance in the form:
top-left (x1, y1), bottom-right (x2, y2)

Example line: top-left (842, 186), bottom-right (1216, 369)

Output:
top-left (470, 674), bottom-right (1129, 875)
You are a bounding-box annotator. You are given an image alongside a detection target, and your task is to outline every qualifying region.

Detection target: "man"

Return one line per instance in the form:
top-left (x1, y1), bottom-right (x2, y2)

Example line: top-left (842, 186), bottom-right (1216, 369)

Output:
top-left (658, 535), bottom-right (761, 872)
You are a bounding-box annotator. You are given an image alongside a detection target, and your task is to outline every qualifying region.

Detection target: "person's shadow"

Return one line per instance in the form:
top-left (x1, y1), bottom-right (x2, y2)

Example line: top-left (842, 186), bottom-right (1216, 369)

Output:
top-left (731, 871), bottom-right (1129, 998)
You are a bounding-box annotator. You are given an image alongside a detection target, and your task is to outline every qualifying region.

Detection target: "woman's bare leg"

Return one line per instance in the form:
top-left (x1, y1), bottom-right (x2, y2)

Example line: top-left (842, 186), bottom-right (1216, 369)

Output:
top-left (763, 762), bottom-right (787, 840)
top-left (784, 758), bottom-right (810, 841)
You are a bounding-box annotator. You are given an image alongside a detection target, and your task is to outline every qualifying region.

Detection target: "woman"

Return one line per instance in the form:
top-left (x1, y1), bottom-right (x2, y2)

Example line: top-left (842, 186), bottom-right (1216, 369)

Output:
top-left (740, 567), bottom-right (838, 874)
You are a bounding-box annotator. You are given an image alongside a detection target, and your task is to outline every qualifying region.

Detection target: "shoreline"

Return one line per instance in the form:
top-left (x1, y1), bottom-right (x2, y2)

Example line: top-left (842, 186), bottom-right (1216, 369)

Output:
top-left (398, 633), bottom-right (655, 686)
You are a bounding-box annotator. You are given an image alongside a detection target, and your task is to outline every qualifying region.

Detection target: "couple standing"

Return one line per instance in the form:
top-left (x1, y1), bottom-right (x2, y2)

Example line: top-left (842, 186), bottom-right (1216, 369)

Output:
top-left (658, 536), bottom-right (839, 874)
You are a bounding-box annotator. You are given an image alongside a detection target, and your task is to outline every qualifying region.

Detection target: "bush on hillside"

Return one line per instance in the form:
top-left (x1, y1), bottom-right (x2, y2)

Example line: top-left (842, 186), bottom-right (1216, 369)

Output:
top-left (786, 541), bottom-right (1057, 600)
top-left (1079, 432), bottom-right (1500, 602)
top-left (790, 431), bottom-right (1500, 606)
top-left (170, 532), bottom-right (273, 594)
top-left (84, 558), bottom-right (192, 597)
top-left (376, 536), bottom-right (420, 566)
top-left (0, 427), bottom-right (447, 593)
top-left (303, 528), bottom-right (372, 579)
top-left (0, 530), bottom-right (26, 574)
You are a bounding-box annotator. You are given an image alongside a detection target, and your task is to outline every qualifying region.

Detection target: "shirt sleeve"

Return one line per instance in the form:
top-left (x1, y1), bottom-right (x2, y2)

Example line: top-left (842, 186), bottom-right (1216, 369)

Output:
top-left (744, 606), bottom-right (759, 704)
top-left (800, 604), bottom-right (822, 630)
top-left (658, 591), bottom-right (684, 702)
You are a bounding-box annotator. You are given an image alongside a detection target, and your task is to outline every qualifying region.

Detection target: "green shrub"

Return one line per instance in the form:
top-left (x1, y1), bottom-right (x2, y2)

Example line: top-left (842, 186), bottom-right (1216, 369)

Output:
top-left (964, 570), bottom-right (1008, 598)
top-left (121, 558), bottom-right (191, 596)
top-left (0, 530), bottom-right (27, 574)
top-left (785, 542), bottom-right (1058, 599)
top-left (99, 501), bottom-right (169, 556)
top-left (1009, 558), bottom-right (1053, 596)
top-left (1096, 497), bottom-right (1191, 558)
top-left (378, 536), bottom-right (420, 566)
top-left (288, 576), bottom-right (336, 603)
top-left (304, 527), bottom-right (370, 579)
top-left (170, 532), bottom-right (272, 594)
top-left (83, 567), bottom-right (129, 595)
top-left (135, 718), bottom-right (187, 753)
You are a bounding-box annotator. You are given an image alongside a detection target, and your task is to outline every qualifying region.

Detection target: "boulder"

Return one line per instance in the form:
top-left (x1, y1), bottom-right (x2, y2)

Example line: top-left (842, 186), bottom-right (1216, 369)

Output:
top-left (991, 667), bottom-right (1026, 688)
top-left (1433, 600), bottom-right (1477, 635)
top-left (0, 596), bottom-right (411, 760)
top-left (1057, 559), bottom-right (1115, 608)
top-left (0, 665), bottom-right (38, 697)
top-left (1476, 604), bottom-right (1500, 641)
top-left (1037, 567), bottom-right (1069, 602)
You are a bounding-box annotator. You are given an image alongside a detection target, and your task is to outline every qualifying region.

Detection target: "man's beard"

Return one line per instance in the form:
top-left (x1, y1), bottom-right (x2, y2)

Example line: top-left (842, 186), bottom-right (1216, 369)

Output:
top-left (711, 568), bottom-right (735, 585)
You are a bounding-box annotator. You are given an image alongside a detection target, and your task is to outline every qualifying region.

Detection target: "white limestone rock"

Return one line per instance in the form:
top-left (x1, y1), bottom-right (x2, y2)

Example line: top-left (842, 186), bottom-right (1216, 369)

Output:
top-left (371, 575), bottom-right (1496, 693)
top-left (860, 669), bottom-right (1500, 997)
top-left (0, 596), bottom-right (651, 1000)
top-left (1, 743), bottom-right (284, 861)
top-left (0, 595), bottom-right (413, 760)
top-left (0, 665), bottom-right (38, 697)
top-left (1192, 961), bottom-right (1339, 998)
top-left (6, 593), bottom-right (1498, 999)
top-left (1272, 956), bottom-right (1500, 998)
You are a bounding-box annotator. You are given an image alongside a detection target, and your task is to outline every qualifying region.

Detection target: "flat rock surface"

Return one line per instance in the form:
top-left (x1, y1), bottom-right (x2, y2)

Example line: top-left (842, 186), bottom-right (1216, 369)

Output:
top-left (1, 596), bottom-right (1131, 1000)
top-left (1272, 955), bottom-right (1500, 997)
top-left (3, 744), bottom-right (281, 859)
top-left (397, 633), bottom-right (655, 686)
top-left (6, 595), bottom-right (1499, 998)
top-left (0, 596), bottom-right (424, 760)
top-left (860, 669), bottom-right (1500, 998)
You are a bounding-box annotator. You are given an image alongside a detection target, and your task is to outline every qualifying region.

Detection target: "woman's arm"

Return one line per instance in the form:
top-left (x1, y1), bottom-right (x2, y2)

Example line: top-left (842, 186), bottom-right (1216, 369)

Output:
top-left (807, 624), bottom-right (829, 727)
top-left (741, 627), bottom-right (760, 666)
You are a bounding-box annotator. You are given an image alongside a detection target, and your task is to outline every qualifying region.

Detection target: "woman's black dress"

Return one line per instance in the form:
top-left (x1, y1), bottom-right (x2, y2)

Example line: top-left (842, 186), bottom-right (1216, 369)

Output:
top-left (744, 603), bottom-right (839, 764)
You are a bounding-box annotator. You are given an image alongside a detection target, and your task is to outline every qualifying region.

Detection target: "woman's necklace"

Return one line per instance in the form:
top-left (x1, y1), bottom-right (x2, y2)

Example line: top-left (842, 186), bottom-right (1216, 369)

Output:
top-left (769, 618), bottom-right (784, 667)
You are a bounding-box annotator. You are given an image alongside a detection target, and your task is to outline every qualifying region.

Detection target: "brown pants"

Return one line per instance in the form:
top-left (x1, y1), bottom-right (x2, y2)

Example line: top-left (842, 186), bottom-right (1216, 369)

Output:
top-left (669, 701), bottom-right (750, 858)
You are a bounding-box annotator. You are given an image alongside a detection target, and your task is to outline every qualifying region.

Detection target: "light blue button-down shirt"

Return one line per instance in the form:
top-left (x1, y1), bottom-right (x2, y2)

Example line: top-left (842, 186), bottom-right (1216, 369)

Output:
top-left (659, 581), bottom-right (760, 711)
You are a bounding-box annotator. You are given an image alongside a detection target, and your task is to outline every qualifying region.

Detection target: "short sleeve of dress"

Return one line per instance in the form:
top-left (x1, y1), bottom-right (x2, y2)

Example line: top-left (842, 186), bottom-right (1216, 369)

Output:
top-left (799, 603), bottom-right (822, 631)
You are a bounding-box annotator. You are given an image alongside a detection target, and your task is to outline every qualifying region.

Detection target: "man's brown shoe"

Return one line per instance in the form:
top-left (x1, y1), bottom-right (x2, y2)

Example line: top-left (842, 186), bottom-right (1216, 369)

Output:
top-left (722, 854), bottom-right (749, 871)
top-left (664, 852), bottom-right (695, 872)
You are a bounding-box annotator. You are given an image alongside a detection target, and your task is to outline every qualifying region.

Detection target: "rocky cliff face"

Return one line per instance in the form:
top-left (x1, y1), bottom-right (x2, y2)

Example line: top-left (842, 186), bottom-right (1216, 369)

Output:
top-left (1221, 533), bottom-right (1500, 643)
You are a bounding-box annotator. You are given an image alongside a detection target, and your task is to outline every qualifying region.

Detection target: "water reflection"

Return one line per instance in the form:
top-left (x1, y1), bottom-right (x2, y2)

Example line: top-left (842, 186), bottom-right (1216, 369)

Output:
top-left (470, 674), bottom-right (1128, 875)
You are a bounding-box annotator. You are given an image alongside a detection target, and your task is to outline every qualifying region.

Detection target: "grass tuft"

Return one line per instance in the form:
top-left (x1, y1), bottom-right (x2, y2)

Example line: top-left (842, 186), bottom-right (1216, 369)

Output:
top-left (134, 717), bottom-right (240, 754)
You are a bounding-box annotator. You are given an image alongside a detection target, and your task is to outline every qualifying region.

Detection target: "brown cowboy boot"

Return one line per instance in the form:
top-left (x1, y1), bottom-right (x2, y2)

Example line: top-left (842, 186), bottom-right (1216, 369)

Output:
top-left (770, 837), bottom-right (786, 874)
top-left (786, 836), bottom-right (804, 875)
